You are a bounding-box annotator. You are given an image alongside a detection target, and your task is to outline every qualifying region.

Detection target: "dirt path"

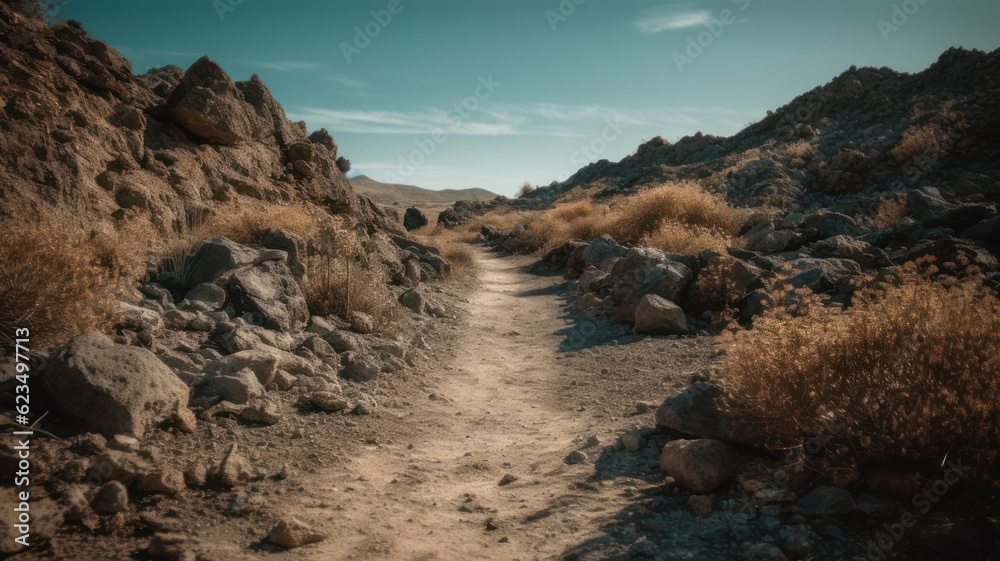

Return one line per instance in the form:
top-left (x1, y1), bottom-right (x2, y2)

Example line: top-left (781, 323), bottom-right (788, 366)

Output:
top-left (291, 248), bottom-right (658, 560)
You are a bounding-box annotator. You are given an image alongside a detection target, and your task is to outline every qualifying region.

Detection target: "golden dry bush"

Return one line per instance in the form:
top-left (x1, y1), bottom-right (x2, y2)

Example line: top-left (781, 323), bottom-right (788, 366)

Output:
top-left (204, 202), bottom-right (326, 245)
top-left (688, 257), bottom-right (752, 312)
top-left (640, 222), bottom-right (741, 256)
top-left (303, 226), bottom-right (401, 331)
top-left (869, 195), bottom-right (910, 232)
top-left (889, 122), bottom-right (948, 165)
top-left (601, 181), bottom-right (749, 243)
top-left (0, 225), bottom-right (117, 348)
top-left (722, 260), bottom-right (1000, 474)
top-left (439, 243), bottom-right (478, 280)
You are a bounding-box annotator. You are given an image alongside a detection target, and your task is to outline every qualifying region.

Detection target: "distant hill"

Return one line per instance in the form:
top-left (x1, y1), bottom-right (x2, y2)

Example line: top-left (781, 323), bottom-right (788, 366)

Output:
top-left (349, 175), bottom-right (498, 207)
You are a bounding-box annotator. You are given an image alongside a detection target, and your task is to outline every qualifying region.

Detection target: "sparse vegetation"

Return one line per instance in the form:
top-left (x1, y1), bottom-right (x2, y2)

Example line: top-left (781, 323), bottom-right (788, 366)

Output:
top-left (0, 224), bottom-right (118, 348)
top-left (722, 258), bottom-right (1000, 478)
top-left (303, 225), bottom-right (401, 332)
top-left (517, 182), bottom-right (536, 198)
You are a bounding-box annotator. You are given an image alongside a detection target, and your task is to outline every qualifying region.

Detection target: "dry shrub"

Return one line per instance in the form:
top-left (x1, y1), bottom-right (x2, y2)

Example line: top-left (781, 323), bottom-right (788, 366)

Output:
top-left (889, 122), bottom-right (948, 165)
top-left (868, 195), bottom-right (910, 232)
top-left (601, 182), bottom-right (748, 243)
top-left (641, 223), bottom-right (742, 256)
top-left (202, 203), bottom-right (325, 245)
top-left (440, 243), bottom-right (477, 280)
top-left (0, 225), bottom-right (117, 348)
top-left (303, 226), bottom-right (401, 331)
top-left (722, 259), bottom-right (1000, 476)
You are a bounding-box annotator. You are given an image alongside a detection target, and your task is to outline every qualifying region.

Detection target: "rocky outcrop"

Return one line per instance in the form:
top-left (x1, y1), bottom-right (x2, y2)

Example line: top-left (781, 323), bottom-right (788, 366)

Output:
top-left (0, 3), bottom-right (400, 234)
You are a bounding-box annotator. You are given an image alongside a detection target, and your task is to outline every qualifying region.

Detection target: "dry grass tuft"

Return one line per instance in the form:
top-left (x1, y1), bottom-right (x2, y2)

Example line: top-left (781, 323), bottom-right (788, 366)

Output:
top-left (0, 225), bottom-right (118, 348)
top-left (202, 203), bottom-right (326, 245)
top-left (303, 226), bottom-right (402, 332)
top-left (722, 258), bottom-right (1000, 475)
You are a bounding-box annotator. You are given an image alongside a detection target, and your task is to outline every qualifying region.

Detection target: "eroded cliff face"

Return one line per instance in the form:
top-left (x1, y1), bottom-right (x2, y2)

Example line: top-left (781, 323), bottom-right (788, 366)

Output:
top-left (0, 6), bottom-right (401, 234)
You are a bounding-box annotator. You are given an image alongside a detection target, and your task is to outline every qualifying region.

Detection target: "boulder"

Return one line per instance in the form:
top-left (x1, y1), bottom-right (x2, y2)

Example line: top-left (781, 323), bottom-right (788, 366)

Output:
top-left (261, 228), bottom-right (307, 280)
top-left (204, 350), bottom-right (279, 385)
top-left (236, 73), bottom-right (303, 148)
top-left (185, 282), bottom-right (227, 308)
top-left (340, 352), bottom-right (381, 382)
top-left (91, 481), bottom-right (129, 514)
top-left (581, 234), bottom-right (627, 269)
top-left (164, 57), bottom-right (262, 145)
top-left (633, 294), bottom-right (688, 335)
top-left (398, 288), bottom-right (425, 314)
top-left (806, 235), bottom-right (892, 269)
top-left (200, 368), bottom-right (264, 404)
top-left (41, 332), bottom-right (189, 438)
top-left (655, 382), bottom-right (761, 446)
top-left (180, 237), bottom-right (261, 289)
top-left (659, 439), bottom-right (738, 492)
top-left (227, 260), bottom-right (309, 332)
top-left (609, 247), bottom-right (694, 324)
top-left (403, 207), bottom-right (428, 231)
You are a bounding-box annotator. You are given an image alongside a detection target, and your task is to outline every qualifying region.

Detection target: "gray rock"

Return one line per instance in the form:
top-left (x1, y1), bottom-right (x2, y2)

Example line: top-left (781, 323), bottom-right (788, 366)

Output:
top-left (41, 332), bottom-right (189, 438)
top-left (806, 235), bottom-right (891, 269)
top-left (349, 311), bottom-right (375, 334)
top-left (239, 399), bottom-right (282, 425)
top-left (581, 234), bottom-right (627, 269)
top-left (795, 486), bottom-right (856, 516)
top-left (91, 481), bottom-right (129, 514)
top-left (659, 439), bottom-right (737, 492)
top-left (398, 288), bottom-right (425, 314)
top-left (204, 350), bottom-right (279, 385)
top-left (181, 236), bottom-right (261, 289)
top-left (186, 282), bottom-right (227, 308)
top-left (310, 391), bottom-right (351, 412)
top-left (227, 260), bottom-right (308, 332)
top-left (217, 443), bottom-right (252, 487)
top-left (340, 352), bottom-right (381, 382)
top-left (261, 228), bottom-right (306, 280)
top-left (780, 258), bottom-right (863, 292)
top-left (633, 294), bottom-right (688, 335)
top-left (610, 247), bottom-right (694, 324)
top-left (201, 368), bottom-right (264, 404)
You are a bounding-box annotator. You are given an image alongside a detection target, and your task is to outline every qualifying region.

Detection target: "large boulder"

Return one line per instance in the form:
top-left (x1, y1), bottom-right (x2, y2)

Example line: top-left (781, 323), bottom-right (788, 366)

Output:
top-left (261, 228), bottom-right (307, 280)
top-left (633, 294), bottom-right (688, 335)
top-left (655, 382), bottom-right (762, 447)
top-left (235, 74), bottom-right (304, 149)
top-left (180, 237), bottom-right (262, 289)
top-left (403, 207), bottom-right (428, 231)
top-left (908, 186), bottom-right (996, 230)
top-left (609, 247), bottom-right (694, 324)
top-left (659, 439), bottom-right (738, 492)
top-left (41, 332), bottom-right (189, 438)
top-left (227, 260), bottom-right (309, 332)
top-left (581, 234), bottom-right (628, 269)
top-left (164, 57), bottom-right (262, 145)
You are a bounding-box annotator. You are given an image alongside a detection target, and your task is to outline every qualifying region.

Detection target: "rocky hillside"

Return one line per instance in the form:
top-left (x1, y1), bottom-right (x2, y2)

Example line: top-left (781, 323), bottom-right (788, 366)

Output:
top-left (533, 47), bottom-right (999, 217)
top-left (0, 4), bottom-right (399, 234)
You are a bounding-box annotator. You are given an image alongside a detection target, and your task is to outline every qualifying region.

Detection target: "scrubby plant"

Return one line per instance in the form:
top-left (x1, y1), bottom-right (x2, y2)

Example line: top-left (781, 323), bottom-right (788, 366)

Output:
top-left (0, 225), bottom-right (117, 348)
top-left (722, 258), bottom-right (1000, 479)
top-left (517, 182), bottom-right (536, 198)
top-left (303, 226), bottom-right (401, 331)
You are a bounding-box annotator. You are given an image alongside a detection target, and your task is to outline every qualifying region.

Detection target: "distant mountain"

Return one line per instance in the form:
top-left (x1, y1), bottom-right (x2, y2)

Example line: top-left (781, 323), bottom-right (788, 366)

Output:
top-left (350, 175), bottom-right (498, 207)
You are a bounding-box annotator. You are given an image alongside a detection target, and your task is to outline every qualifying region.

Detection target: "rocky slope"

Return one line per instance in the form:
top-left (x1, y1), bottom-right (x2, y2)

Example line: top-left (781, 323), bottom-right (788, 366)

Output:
top-left (0, 4), bottom-right (399, 235)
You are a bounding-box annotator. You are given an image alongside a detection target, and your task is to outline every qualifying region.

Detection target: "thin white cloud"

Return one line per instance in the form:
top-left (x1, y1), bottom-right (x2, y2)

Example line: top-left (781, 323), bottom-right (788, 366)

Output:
top-left (327, 75), bottom-right (369, 89)
top-left (243, 60), bottom-right (323, 72)
top-left (288, 102), bottom-right (757, 138)
top-left (635, 8), bottom-right (713, 33)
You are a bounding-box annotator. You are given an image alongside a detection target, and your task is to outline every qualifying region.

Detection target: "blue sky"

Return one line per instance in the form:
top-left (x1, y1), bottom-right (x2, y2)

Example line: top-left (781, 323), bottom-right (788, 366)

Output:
top-left (62, 0), bottom-right (1000, 196)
